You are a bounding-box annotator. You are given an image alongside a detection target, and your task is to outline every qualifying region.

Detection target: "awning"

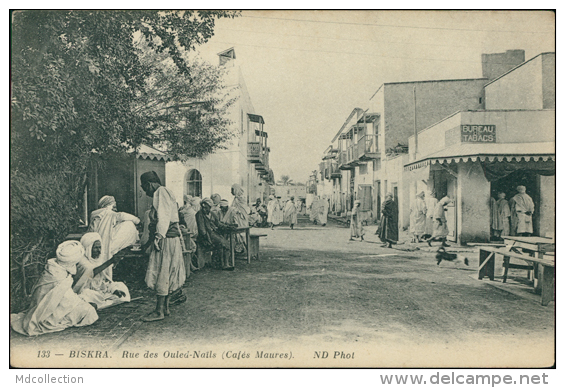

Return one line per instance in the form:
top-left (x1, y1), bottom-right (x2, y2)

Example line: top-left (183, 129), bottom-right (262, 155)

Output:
top-left (248, 114), bottom-right (265, 124)
top-left (136, 144), bottom-right (172, 161)
top-left (255, 129), bottom-right (268, 138)
top-left (405, 142), bottom-right (554, 171)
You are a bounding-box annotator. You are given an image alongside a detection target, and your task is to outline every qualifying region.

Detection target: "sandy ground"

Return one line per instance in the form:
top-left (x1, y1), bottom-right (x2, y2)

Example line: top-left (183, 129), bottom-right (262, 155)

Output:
top-left (10, 216), bottom-right (554, 368)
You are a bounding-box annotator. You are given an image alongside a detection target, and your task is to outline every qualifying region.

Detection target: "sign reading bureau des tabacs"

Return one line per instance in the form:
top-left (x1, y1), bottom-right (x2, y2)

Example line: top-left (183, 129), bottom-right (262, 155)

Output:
top-left (460, 124), bottom-right (496, 143)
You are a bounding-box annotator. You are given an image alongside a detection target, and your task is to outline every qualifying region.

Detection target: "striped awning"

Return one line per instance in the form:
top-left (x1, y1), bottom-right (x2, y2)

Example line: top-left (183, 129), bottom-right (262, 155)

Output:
top-left (405, 142), bottom-right (554, 171)
top-left (136, 144), bottom-right (172, 162)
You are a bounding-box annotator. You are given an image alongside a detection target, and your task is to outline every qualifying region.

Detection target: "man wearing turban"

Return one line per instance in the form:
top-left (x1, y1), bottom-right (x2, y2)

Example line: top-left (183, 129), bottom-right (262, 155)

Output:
top-left (222, 184), bottom-right (251, 253)
top-left (283, 196), bottom-right (298, 229)
top-left (509, 185), bottom-right (535, 236)
top-left (410, 191), bottom-right (427, 242)
top-left (11, 241), bottom-right (99, 336)
top-left (195, 198), bottom-right (233, 270)
top-left (72, 233), bottom-right (131, 310)
top-left (88, 195), bottom-right (140, 282)
top-left (267, 194), bottom-right (282, 230)
top-left (140, 171), bottom-right (186, 322)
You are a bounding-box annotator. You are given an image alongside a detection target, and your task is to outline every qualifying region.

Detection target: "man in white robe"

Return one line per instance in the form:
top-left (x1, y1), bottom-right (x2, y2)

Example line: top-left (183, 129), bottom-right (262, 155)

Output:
top-left (88, 195), bottom-right (140, 281)
top-left (319, 196), bottom-right (329, 226)
top-left (510, 185), bottom-right (535, 236)
top-left (283, 197), bottom-right (298, 229)
top-left (73, 232), bottom-right (130, 310)
top-left (267, 195), bottom-right (282, 230)
top-left (410, 191), bottom-right (427, 242)
top-left (11, 241), bottom-right (98, 336)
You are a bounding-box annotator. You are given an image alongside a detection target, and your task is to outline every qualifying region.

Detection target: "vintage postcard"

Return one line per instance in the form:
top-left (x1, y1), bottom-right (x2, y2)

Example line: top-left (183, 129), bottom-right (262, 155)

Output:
top-left (9, 10), bottom-right (555, 369)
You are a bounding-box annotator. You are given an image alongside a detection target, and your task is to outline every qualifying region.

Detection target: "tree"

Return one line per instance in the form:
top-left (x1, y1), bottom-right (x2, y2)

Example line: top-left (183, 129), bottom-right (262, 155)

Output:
top-left (10, 10), bottom-right (239, 310)
top-left (11, 10), bottom-right (239, 172)
top-left (277, 175), bottom-right (294, 186)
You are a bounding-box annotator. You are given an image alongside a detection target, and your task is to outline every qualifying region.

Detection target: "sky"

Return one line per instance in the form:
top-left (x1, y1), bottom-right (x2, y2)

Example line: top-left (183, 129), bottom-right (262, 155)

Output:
top-left (194, 10), bottom-right (555, 183)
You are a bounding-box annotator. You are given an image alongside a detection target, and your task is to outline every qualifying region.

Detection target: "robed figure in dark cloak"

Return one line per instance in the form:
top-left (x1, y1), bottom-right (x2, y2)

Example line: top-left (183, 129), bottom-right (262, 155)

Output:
top-left (378, 193), bottom-right (399, 248)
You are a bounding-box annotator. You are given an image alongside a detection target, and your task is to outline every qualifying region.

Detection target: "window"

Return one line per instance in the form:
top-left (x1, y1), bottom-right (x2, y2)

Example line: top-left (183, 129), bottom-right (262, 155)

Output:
top-left (185, 169), bottom-right (202, 198)
top-left (373, 159), bottom-right (381, 171)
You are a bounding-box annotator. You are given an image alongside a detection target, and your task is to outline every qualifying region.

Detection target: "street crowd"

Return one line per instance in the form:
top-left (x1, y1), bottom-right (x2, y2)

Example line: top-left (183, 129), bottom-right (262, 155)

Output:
top-left (10, 171), bottom-right (536, 336)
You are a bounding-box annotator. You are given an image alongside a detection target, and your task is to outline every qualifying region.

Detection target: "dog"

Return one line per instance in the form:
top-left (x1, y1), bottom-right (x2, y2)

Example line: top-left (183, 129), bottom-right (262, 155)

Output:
top-left (435, 247), bottom-right (469, 266)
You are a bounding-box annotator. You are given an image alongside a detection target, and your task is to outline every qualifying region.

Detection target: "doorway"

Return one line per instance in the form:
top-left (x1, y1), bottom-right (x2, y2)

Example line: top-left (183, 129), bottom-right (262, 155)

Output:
top-left (490, 170), bottom-right (540, 236)
top-left (432, 169), bottom-right (457, 242)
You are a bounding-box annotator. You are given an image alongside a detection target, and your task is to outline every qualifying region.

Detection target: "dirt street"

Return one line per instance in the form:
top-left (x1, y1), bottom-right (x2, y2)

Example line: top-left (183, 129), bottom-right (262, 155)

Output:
top-left (10, 216), bottom-right (554, 368)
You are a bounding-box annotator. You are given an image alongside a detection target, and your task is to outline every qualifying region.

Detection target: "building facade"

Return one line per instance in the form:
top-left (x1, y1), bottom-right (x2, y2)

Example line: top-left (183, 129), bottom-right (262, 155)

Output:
top-left (405, 52), bottom-right (555, 244)
top-left (166, 48), bottom-right (275, 208)
top-left (317, 49), bottom-right (530, 229)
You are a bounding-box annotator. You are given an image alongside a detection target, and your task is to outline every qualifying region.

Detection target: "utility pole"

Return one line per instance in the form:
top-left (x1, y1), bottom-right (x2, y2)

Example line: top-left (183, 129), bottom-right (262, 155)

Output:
top-left (413, 86), bottom-right (418, 157)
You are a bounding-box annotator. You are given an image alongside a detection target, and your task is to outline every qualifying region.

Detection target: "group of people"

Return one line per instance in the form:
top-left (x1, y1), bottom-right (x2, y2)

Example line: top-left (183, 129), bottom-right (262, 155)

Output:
top-left (11, 194), bottom-right (140, 335)
top-left (490, 185), bottom-right (535, 239)
top-left (345, 190), bottom-right (452, 249)
top-left (266, 195), bottom-right (301, 230)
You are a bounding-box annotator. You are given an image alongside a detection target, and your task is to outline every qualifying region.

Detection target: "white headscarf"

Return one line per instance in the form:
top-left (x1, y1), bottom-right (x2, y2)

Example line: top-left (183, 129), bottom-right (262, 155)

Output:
top-left (80, 232), bottom-right (102, 262)
top-left (56, 240), bottom-right (85, 274)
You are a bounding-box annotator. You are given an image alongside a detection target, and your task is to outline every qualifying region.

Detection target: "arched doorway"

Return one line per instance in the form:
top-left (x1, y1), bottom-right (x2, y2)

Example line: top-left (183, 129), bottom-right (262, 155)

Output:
top-left (185, 169), bottom-right (202, 198)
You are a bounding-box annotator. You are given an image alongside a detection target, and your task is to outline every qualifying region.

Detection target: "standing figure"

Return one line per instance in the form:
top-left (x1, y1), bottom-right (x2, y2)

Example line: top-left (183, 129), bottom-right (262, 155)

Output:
top-left (267, 195), bottom-right (282, 230)
top-left (410, 191), bottom-right (427, 242)
top-left (510, 185), bottom-right (535, 236)
top-left (423, 190), bottom-right (438, 240)
top-left (378, 193), bottom-right (399, 248)
top-left (140, 171), bottom-right (186, 322)
top-left (222, 184), bottom-right (250, 253)
top-left (284, 196), bottom-right (298, 229)
top-left (350, 200), bottom-right (365, 241)
top-left (11, 241), bottom-right (98, 336)
top-left (73, 232), bottom-right (130, 310)
top-left (309, 196), bottom-right (321, 225)
top-left (88, 195), bottom-right (140, 282)
top-left (427, 196), bottom-right (452, 247)
top-left (178, 195), bottom-right (199, 273)
top-left (210, 193), bottom-right (222, 224)
top-left (319, 196), bottom-right (329, 226)
top-left (492, 192), bottom-right (511, 238)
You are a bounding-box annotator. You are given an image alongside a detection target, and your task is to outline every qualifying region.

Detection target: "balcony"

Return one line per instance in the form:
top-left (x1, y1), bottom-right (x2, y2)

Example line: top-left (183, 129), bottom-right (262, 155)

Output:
top-left (329, 161), bottom-right (341, 178)
top-left (346, 144), bottom-right (361, 166)
top-left (357, 134), bottom-right (380, 160)
top-left (247, 142), bottom-right (262, 163)
top-left (338, 150), bottom-right (354, 170)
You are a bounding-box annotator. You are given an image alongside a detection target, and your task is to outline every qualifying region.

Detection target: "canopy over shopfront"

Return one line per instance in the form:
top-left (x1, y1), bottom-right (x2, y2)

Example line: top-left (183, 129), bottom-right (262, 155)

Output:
top-left (405, 141), bottom-right (554, 179)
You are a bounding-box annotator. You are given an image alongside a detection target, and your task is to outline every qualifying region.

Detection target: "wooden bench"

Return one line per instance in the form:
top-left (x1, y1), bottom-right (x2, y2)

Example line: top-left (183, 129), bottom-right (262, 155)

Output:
top-left (478, 247), bottom-right (555, 306)
top-left (249, 233), bottom-right (267, 262)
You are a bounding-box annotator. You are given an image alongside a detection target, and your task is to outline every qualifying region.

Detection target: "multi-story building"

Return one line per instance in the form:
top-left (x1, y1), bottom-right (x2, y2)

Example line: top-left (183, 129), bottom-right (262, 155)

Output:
top-left (318, 50), bottom-right (526, 228)
top-left (166, 48), bottom-right (275, 207)
top-left (405, 52), bottom-right (555, 243)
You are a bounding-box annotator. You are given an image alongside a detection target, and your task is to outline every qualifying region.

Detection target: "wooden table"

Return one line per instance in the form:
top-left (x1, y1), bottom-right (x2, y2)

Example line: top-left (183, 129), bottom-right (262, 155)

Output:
top-left (227, 226), bottom-right (251, 267)
top-left (502, 236), bottom-right (555, 255)
top-left (502, 235), bottom-right (554, 289)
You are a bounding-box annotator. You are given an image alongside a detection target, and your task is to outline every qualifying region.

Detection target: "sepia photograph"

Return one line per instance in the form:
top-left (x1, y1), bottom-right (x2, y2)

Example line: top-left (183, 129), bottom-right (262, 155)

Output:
top-left (9, 9), bottom-right (555, 371)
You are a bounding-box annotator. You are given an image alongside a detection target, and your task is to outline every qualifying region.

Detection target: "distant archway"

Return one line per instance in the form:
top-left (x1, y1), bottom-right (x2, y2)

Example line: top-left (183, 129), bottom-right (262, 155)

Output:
top-left (185, 169), bottom-right (202, 198)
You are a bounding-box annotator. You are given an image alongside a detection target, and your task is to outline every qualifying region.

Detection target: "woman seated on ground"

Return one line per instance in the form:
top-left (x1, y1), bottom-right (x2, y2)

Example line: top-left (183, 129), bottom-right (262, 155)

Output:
top-left (11, 241), bottom-right (99, 336)
top-left (72, 232), bottom-right (131, 310)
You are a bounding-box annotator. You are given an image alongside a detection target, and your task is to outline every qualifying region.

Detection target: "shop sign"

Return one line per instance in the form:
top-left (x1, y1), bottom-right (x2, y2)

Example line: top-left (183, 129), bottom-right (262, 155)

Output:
top-left (460, 124), bottom-right (496, 143)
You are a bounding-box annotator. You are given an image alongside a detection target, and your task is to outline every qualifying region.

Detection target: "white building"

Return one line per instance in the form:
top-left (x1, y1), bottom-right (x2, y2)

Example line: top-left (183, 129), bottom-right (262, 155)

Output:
top-left (166, 48), bottom-right (274, 207)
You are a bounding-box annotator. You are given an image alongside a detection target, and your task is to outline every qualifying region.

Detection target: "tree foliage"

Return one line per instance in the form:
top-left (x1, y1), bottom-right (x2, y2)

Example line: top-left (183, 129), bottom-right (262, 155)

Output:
top-left (10, 10), bottom-right (239, 310)
top-left (11, 10), bottom-right (239, 172)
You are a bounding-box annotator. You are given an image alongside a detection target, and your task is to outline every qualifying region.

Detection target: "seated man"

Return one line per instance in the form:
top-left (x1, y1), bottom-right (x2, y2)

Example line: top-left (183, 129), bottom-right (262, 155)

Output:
top-left (195, 198), bottom-right (234, 270)
top-left (11, 241), bottom-right (99, 336)
top-left (88, 195), bottom-right (140, 282)
top-left (72, 232), bottom-right (131, 310)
